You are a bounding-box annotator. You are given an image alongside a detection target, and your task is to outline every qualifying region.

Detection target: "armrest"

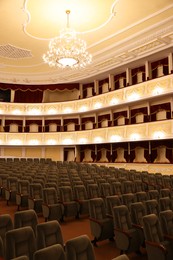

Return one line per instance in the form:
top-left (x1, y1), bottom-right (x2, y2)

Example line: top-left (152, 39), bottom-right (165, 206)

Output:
top-left (164, 234), bottom-right (173, 241)
top-left (114, 228), bottom-right (132, 238)
top-left (145, 240), bottom-right (167, 253)
top-left (132, 223), bottom-right (143, 230)
top-left (89, 217), bottom-right (103, 226)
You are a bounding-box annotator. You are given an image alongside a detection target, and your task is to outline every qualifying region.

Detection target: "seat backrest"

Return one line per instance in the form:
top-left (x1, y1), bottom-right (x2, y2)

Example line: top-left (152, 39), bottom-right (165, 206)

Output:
top-left (7, 177), bottom-right (18, 190)
top-left (36, 220), bottom-right (64, 250)
top-left (160, 210), bottom-right (173, 236)
top-left (87, 184), bottom-right (100, 199)
top-left (145, 199), bottom-right (160, 215)
top-left (148, 190), bottom-right (160, 200)
top-left (134, 180), bottom-right (143, 192)
top-left (136, 191), bottom-right (148, 202)
top-left (113, 205), bottom-right (132, 230)
top-left (111, 182), bottom-right (122, 195)
top-left (130, 202), bottom-right (146, 226)
top-left (14, 209), bottom-right (38, 236)
top-left (123, 181), bottom-right (134, 194)
top-left (43, 188), bottom-right (58, 204)
top-left (74, 185), bottom-right (88, 200)
top-left (89, 198), bottom-right (106, 220)
top-left (143, 214), bottom-right (164, 242)
top-left (18, 180), bottom-right (30, 194)
top-left (5, 226), bottom-right (36, 260)
top-left (100, 183), bottom-right (112, 197)
top-left (0, 214), bottom-right (13, 257)
top-left (59, 186), bottom-right (73, 202)
top-left (160, 188), bottom-right (170, 198)
top-left (106, 195), bottom-right (121, 216)
top-left (66, 235), bottom-right (95, 260)
top-left (122, 193), bottom-right (136, 211)
top-left (29, 184), bottom-right (43, 199)
top-left (159, 197), bottom-right (172, 211)
top-left (34, 244), bottom-right (65, 260)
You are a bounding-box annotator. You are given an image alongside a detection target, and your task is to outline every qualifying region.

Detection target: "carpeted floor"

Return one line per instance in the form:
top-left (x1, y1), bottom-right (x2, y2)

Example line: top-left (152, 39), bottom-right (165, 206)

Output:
top-left (0, 199), bottom-right (147, 260)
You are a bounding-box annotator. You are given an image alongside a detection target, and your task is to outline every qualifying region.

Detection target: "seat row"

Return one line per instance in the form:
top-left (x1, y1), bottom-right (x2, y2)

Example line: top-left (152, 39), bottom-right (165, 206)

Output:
top-left (0, 210), bottom-right (96, 260)
top-left (89, 196), bottom-right (173, 259)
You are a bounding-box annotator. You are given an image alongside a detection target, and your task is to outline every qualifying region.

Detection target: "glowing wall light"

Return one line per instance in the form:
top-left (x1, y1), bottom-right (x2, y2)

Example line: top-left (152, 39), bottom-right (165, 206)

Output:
top-left (110, 98), bottom-right (119, 105)
top-left (127, 92), bottom-right (140, 101)
top-left (79, 106), bottom-right (88, 112)
top-left (12, 109), bottom-right (21, 115)
top-left (46, 139), bottom-right (57, 145)
top-left (63, 138), bottom-right (73, 145)
top-left (47, 108), bottom-right (57, 114)
top-left (29, 139), bottom-right (39, 145)
top-left (110, 135), bottom-right (122, 142)
top-left (28, 108), bottom-right (41, 115)
top-left (79, 138), bottom-right (87, 144)
top-left (9, 139), bottom-right (22, 145)
top-left (64, 107), bottom-right (73, 113)
top-left (152, 85), bottom-right (164, 95)
top-left (94, 102), bottom-right (102, 109)
top-left (130, 133), bottom-right (140, 141)
top-left (94, 137), bottom-right (102, 143)
top-left (153, 131), bottom-right (165, 139)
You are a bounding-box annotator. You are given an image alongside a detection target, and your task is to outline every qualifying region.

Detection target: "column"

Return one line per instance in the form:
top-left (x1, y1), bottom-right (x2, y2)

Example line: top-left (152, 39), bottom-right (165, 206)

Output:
top-left (79, 83), bottom-right (83, 99)
top-left (109, 74), bottom-right (114, 91)
top-left (145, 61), bottom-right (151, 80)
top-left (94, 80), bottom-right (99, 95)
top-left (126, 68), bottom-right (132, 86)
top-left (168, 53), bottom-right (173, 74)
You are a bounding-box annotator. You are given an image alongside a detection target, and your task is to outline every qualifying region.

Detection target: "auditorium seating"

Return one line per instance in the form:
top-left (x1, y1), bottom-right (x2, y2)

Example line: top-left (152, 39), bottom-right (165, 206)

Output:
top-left (1, 159), bottom-right (173, 259)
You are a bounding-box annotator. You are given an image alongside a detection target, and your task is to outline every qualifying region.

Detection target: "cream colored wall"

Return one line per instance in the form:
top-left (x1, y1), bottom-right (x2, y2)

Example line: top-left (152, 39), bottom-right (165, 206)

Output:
top-left (45, 146), bottom-right (64, 161)
top-left (25, 147), bottom-right (42, 158)
top-left (3, 147), bottom-right (22, 157)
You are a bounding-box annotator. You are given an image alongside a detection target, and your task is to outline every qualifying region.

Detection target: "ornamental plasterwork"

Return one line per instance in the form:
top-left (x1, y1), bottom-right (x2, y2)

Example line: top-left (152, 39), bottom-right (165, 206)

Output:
top-left (147, 78), bottom-right (171, 95)
top-left (107, 127), bottom-right (125, 139)
top-left (125, 84), bottom-right (145, 99)
top-left (126, 124), bottom-right (147, 139)
top-left (148, 121), bottom-right (172, 138)
top-left (91, 129), bottom-right (108, 141)
top-left (26, 133), bottom-right (43, 142)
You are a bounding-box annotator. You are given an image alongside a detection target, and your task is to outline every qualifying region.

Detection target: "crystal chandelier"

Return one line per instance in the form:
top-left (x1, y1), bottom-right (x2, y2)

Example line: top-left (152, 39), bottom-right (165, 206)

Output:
top-left (43, 10), bottom-right (92, 69)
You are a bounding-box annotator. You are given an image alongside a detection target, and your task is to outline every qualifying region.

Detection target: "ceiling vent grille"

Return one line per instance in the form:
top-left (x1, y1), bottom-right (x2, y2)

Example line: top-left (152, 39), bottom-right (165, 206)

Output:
top-left (0, 44), bottom-right (32, 59)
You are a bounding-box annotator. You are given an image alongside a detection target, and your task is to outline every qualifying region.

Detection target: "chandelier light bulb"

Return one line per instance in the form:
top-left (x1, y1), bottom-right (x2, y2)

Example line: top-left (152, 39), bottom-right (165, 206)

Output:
top-left (43, 10), bottom-right (92, 69)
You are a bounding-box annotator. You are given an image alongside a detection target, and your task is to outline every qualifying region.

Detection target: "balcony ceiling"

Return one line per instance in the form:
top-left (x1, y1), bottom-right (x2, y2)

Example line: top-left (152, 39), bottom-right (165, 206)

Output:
top-left (0, 0), bottom-right (173, 86)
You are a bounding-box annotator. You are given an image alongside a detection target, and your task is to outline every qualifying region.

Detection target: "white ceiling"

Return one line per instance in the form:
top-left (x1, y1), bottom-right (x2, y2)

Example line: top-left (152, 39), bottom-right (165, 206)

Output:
top-left (0, 0), bottom-right (173, 85)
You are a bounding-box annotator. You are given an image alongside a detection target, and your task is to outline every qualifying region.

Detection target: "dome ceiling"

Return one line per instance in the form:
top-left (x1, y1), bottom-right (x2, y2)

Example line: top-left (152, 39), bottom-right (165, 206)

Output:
top-left (0, 0), bottom-right (173, 85)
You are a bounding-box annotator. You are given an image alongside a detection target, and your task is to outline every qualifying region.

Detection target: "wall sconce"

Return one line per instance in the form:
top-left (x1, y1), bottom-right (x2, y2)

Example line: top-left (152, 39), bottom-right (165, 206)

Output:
top-left (127, 92), bottom-right (140, 101)
top-left (153, 131), bottom-right (165, 139)
top-left (152, 85), bottom-right (163, 95)
top-left (94, 137), bottom-right (102, 143)
top-left (79, 138), bottom-right (87, 144)
top-left (9, 139), bottom-right (22, 145)
top-left (110, 98), bottom-right (119, 105)
top-left (79, 106), bottom-right (88, 112)
top-left (63, 138), bottom-right (73, 145)
top-left (110, 135), bottom-right (121, 142)
top-left (12, 109), bottom-right (21, 115)
top-left (94, 102), bottom-right (102, 109)
top-left (28, 108), bottom-right (41, 115)
top-left (46, 139), bottom-right (57, 145)
top-left (47, 108), bottom-right (57, 114)
top-left (29, 139), bottom-right (39, 145)
top-left (64, 108), bottom-right (73, 113)
top-left (130, 133), bottom-right (140, 141)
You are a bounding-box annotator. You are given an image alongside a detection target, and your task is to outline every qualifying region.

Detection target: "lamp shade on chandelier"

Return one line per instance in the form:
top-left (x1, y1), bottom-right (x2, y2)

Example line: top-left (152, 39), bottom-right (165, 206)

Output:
top-left (43, 10), bottom-right (92, 69)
